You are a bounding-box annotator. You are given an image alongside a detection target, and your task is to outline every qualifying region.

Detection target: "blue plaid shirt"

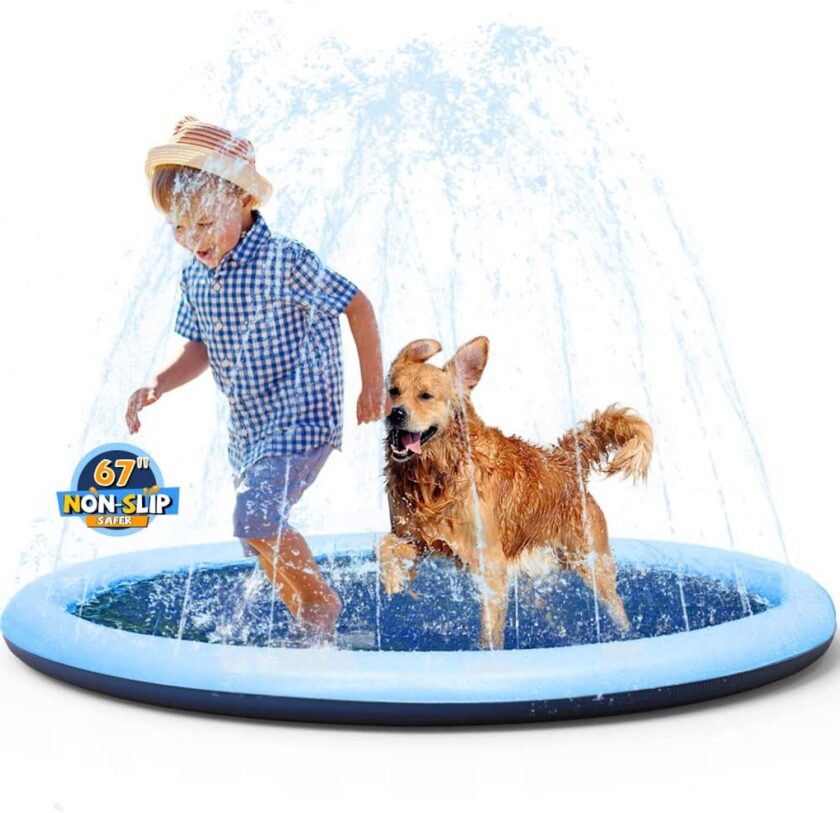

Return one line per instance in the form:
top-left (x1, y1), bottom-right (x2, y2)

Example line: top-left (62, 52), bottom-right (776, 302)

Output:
top-left (174, 211), bottom-right (358, 474)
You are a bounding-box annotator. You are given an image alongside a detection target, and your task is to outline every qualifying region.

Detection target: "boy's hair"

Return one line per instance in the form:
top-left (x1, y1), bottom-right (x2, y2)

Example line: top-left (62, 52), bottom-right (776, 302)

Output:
top-left (151, 165), bottom-right (250, 214)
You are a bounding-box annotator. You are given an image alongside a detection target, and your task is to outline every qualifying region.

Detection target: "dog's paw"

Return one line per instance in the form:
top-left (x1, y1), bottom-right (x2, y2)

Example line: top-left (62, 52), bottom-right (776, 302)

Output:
top-left (478, 630), bottom-right (506, 651)
top-left (608, 601), bottom-right (631, 634)
top-left (381, 563), bottom-right (408, 596)
top-left (379, 535), bottom-right (417, 596)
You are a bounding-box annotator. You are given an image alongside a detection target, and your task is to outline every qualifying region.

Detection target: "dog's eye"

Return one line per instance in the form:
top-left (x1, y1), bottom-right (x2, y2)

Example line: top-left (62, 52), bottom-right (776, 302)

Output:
top-left (388, 387), bottom-right (400, 398)
top-left (419, 392), bottom-right (434, 400)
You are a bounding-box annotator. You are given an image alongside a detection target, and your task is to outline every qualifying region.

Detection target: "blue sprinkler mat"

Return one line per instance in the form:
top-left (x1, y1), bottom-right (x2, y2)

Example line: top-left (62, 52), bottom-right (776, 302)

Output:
top-left (2, 535), bottom-right (835, 725)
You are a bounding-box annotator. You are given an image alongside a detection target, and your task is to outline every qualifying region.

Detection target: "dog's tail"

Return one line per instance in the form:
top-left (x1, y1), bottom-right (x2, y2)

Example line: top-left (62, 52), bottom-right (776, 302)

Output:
top-left (558, 404), bottom-right (653, 483)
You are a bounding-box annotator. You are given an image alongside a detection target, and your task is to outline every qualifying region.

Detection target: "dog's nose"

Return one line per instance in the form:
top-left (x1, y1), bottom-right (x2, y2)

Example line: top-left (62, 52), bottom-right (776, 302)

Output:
top-left (387, 406), bottom-right (407, 427)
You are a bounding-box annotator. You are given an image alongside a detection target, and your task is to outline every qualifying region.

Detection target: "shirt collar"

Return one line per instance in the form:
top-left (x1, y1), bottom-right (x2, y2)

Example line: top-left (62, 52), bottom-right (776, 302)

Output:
top-left (203, 210), bottom-right (272, 277)
top-left (230, 210), bottom-right (271, 266)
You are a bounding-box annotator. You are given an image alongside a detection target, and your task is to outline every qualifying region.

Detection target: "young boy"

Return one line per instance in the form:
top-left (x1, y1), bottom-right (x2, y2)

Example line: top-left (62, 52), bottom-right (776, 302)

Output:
top-left (126, 116), bottom-right (387, 640)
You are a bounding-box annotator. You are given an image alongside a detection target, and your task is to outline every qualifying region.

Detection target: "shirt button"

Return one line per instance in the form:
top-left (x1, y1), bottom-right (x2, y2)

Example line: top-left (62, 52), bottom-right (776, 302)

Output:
top-left (230, 260), bottom-right (237, 267)
top-left (212, 283), bottom-right (222, 293)
top-left (214, 321), bottom-right (223, 331)
top-left (228, 397), bottom-right (236, 406)
top-left (222, 358), bottom-right (232, 367)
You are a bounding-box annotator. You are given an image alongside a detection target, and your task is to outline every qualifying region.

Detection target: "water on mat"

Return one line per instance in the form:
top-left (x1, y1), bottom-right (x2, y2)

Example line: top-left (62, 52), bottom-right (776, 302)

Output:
top-left (71, 553), bottom-right (771, 651)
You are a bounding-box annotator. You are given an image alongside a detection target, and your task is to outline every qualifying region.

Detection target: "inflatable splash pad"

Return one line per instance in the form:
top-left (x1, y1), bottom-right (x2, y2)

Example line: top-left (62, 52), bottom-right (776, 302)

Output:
top-left (2, 534), bottom-right (834, 725)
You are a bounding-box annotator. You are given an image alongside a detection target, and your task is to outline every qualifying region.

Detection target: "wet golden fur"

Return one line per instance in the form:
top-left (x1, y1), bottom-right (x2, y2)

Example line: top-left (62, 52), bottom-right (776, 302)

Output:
top-left (380, 336), bottom-right (653, 649)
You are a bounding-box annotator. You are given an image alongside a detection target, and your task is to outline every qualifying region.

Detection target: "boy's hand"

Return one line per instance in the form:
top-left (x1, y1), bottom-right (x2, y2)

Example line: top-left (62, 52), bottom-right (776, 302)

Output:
top-left (126, 387), bottom-right (160, 434)
top-left (357, 384), bottom-right (392, 425)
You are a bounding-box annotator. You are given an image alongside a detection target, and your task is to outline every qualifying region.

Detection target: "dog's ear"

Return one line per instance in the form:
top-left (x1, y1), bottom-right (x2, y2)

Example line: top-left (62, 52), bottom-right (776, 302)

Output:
top-left (444, 336), bottom-right (489, 392)
top-left (392, 339), bottom-right (442, 367)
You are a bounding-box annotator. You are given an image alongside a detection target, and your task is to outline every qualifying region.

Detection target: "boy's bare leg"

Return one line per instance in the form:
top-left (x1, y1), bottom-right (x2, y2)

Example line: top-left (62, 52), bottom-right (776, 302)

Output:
top-left (245, 529), bottom-right (341, 635)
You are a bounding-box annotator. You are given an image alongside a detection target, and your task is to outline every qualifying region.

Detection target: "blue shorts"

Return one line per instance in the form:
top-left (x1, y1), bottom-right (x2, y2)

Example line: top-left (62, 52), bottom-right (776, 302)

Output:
top-left (233, 444), bottom-right (333, 555)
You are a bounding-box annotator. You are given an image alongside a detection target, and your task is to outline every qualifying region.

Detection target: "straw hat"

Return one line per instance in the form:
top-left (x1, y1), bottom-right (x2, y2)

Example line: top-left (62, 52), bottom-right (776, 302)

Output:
top-left (145, 116), bottom-right (273, 206)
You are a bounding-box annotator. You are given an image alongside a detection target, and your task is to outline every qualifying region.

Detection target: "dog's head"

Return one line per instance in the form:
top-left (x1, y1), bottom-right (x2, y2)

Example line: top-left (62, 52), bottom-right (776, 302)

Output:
top-left (385, 336), bottom-right (489, 463)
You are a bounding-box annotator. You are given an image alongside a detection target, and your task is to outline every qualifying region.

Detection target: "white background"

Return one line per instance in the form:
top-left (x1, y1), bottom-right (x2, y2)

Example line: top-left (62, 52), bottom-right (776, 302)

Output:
top-left (0, 1), bottom-right (838, 810)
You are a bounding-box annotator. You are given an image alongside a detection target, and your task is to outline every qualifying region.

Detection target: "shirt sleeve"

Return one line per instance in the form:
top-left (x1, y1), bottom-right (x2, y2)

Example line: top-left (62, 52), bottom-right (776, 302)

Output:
top-left (289, 245), bottom-right (358, 316)
top-left (174, 273), bottom-right (203, 341)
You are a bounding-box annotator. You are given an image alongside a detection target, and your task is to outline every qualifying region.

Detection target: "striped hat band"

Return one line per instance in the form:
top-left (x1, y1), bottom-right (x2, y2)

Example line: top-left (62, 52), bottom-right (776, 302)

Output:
top-left (145, 116), bottom-right (273, 206)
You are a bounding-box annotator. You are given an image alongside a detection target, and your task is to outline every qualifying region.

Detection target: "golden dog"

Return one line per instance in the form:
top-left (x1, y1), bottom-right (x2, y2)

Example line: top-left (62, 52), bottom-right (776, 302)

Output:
top-left (379, 336), bottom-right (653, 649)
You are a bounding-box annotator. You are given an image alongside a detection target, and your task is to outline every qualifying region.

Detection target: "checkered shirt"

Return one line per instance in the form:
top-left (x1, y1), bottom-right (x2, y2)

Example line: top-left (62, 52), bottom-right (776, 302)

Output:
top-left (173, 211), bottom-right (358, 474)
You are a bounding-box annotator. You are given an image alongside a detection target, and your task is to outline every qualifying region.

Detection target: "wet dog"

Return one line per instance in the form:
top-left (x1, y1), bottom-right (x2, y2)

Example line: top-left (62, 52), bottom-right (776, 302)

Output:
top-left (380, 336), bottom-right (653, 649)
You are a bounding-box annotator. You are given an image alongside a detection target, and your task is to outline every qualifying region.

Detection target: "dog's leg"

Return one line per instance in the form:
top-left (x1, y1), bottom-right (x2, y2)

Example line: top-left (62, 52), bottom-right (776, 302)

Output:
top-left (571, 496), bottom-right (630, 632)
top-left (477, 562), bottom-right (509, 650)
top-left (574, 554), bottom-right (630, 632)
top-left (379, 533), bottom-right (420, 595)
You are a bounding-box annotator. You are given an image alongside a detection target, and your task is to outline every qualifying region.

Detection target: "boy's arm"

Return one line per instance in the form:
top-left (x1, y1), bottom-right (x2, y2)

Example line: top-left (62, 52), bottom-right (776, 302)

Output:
top-left (344, 290), bottom-right (390, 424)
top-left (289, 247), bottom-right (388, 422)
top-left (126, 340), bottom-right (209, 434)
top-left (150, 339), bottom-right (210, 396)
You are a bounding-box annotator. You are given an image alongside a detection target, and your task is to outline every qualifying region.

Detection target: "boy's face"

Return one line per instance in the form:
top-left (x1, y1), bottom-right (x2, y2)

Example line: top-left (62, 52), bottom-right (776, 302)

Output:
top-left (168, 190), bottom-right (252, 269)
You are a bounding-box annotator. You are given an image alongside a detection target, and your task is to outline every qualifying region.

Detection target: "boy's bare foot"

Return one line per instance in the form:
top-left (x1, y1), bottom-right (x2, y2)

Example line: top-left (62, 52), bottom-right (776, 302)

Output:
top-left (297, 587), bottom-right (342, 637)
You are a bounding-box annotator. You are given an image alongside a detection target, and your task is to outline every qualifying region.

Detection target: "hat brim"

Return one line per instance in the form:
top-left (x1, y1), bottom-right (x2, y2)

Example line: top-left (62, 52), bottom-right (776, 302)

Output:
top-left (145, 144), bottom-right (273, 207)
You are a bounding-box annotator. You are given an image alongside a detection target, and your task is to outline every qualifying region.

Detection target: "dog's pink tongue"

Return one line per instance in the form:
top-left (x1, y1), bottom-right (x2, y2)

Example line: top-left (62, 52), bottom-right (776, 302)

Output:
top-left (403, 432), bottom-right (422, 454)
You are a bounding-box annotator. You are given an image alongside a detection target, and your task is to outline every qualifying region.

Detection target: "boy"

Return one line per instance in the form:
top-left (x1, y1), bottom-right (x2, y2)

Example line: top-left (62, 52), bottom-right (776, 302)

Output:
top-left (126, 116), bottom-right (387, 641)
